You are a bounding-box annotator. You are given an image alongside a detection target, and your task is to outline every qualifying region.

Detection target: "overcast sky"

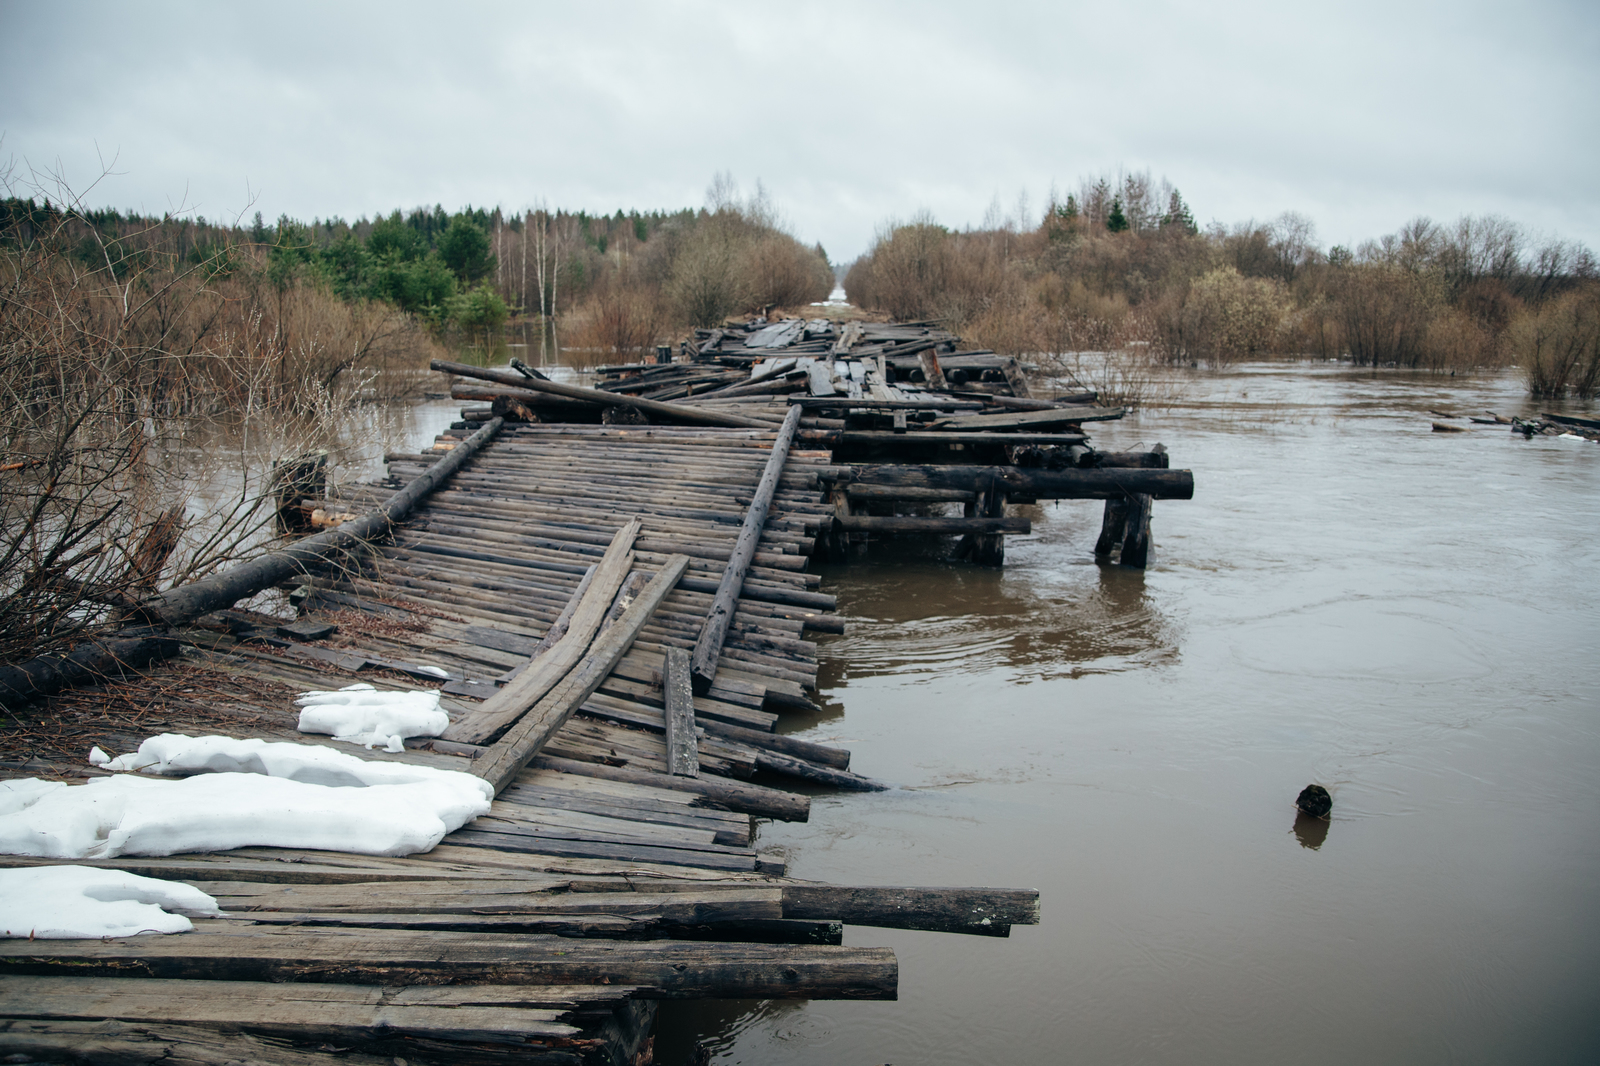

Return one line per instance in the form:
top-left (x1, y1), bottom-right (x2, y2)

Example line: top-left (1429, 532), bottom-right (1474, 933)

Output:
top-left (3, 0), bottom-right (1596, 262)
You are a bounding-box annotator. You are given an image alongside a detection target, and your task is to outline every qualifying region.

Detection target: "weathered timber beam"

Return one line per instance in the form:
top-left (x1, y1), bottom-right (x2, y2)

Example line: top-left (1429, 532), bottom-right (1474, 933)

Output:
top-left (663, 647), bottom-right (698, 777)
top-left (0, 928), bottom-right (898, 999)
top-left (845, 485), bottom-right (975, 502)
top-left (0, 974), bottom-right (581, 1044)
top-left (0, 1017), bottom-right (410, 1066)
top-left (145, 418), bottom-right (504, 628)
top-left (474, 555), bottom-right (691, 795)
top-left (834, 515), bottom-right (1030, 534)
top-left (927, 406), bottom-right (1124, 431)
top-left (831, 464), bottom-right (1194, 501)
top-left (948, 390), bottom-right (1098, 409)
top-left (782, 885), bottom-right (1041, 937)
top-left (691, 404), bottom-right (804, 696)
top-left (444, 522), bottom-right (640, 745)
top-left (532, 755), bottom-right (809, 822)
top-left (753, 750), bottom-right (888, 791)
top-left (433, 359), bottom-right (769, 428)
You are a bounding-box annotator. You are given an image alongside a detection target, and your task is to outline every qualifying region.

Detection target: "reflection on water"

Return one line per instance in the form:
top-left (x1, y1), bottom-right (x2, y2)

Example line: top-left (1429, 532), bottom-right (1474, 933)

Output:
top-left (1292, 812), bottom-right (1330, 851)
top-left (659, 362), bottom-right (1600, 1066)
top-left (815, 554), bottom-right (1178, 684)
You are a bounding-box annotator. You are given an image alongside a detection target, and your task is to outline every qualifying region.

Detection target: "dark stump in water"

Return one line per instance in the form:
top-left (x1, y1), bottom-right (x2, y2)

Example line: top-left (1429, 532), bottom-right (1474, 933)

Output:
top-left (1296, 783), bottom-right (1332, 818)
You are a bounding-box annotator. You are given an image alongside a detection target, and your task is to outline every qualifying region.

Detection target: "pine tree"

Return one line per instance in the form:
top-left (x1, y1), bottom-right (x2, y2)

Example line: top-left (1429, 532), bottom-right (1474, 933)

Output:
top-left (1161, 190), bottom-right (1197, 235)
top-left (1106, 196), bottom-right (1130, 233)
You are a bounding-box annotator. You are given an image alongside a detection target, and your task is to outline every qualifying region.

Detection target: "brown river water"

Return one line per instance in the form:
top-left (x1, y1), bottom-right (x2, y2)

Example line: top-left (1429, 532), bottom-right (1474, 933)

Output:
top-left (645, 364), bottom-right (1600, 1065)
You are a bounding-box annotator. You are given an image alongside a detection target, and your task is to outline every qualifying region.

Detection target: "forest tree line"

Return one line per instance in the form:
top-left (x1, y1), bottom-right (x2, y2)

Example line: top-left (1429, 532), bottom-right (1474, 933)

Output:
top-left (844, 171), bottom-right (1600, 398)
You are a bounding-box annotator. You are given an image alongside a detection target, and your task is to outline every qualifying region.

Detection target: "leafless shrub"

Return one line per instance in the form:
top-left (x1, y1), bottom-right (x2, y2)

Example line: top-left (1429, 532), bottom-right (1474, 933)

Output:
top-left (1154, 267), bottom-right (1293, 365)
top-left (1512, 287), bottom-right (1600, 398)
top-left (567, 267), bottom-right (670, 364)
top-left (0, 169), bottom-right (431, 666)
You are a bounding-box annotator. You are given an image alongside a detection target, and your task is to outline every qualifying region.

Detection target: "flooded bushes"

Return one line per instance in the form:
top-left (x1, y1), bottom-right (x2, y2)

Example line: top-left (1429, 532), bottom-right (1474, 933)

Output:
top-left (843, 172), bottom-right (1595, 396)
top-left (1156, 267), bottom-right (1293, 365)
top-left (0, 189), bottom-right (440, 665)
top-left (1512, 288), bottom-right (1600, 398)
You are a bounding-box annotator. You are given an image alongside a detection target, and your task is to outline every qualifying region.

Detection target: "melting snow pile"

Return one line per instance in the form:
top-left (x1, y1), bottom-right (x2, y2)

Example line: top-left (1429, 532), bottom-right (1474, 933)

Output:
top-left (0, 735), bottom-right (492, 860)
top-left (296, 682), bottom-right (450, 752)
top-left (1, 865), bottom-right (221, 938)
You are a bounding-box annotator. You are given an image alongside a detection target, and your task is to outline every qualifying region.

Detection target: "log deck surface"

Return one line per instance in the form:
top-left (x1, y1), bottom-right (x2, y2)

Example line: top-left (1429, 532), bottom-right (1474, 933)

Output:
top-left (0, 317), bottom-right (1200, 1063)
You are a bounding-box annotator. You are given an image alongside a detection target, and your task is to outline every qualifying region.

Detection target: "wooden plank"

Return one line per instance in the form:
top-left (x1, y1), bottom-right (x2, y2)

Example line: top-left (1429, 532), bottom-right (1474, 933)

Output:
top-left (782, 885), bottom-right (1041, 936)
top-left (691, 404), bottom-right (805, 695)
top-left (663, 647), bottom-right (698, 777)
top-left (473, 555), bottom-right (691, 794)
top-left (445, 521), bottom-right (640, 744)
top-left (531, 755), bottom-right (809, 822)
top-left (0, 1019), bottom-right (404, 1066)
top-left (434, 358), bottom-right (769, 428)
top-left (0, 975), bottom-right (581, 1043)
top-left (927, 406), bottom-right (1125, 431)
top-left (0, 926), bottom-right (899, 999)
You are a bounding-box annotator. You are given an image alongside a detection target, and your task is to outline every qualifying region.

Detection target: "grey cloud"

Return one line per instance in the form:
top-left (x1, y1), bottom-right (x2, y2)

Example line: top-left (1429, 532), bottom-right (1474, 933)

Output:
top-left (2, 0), bottom-right (1595, 259)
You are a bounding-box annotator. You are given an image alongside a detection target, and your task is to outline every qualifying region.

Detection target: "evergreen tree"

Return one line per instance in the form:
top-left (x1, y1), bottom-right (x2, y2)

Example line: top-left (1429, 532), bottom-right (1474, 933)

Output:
top-left (1161, 190), bottom-right (1197, 235)
top-left (1106, 196), bottom-right (1130, 233)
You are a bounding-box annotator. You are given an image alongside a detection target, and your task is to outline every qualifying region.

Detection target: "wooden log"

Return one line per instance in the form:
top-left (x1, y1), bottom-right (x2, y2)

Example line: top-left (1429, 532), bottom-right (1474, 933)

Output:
top-left (1093, 448), bottom-right (1169, 468)
top-left (928, 406), bottom-right (1124, 431)
top-left (948, 390), bottom-right (1098, 409)
top-left (752, 749), bottom-right (887, 791)
top-left (0, 631), bottom-right (181, 711)
top-left (691, 405), bottom-right (804, 696)
top-left (782, 885), bottom-right (1040, 936)
top-left (434, 358), bottom-right (769, 428)
top-left (532, 755), bottom-right (809, 822)
top-left (1094, 498), bottom-right (1129, 558)
top-left (474, 555), bottom-right (691, 794)
top-left (0, 927), bottom-right (898, 999)
top-left (445, 520), bottom-right (640, 745)
top-left (825, 430), bottom-right (1090, 447)
top-left (918, 350), bottom-right (947, 389)
top-left (1541, 411), bottom-right (1600, 431)
top-left (144, 418), bottom-right (504, 628)
top-left (833, 464), bottom-right (1194, 501)
top-left (846, 484), bottom-right (977, 503)
top-left (663, 647), bottom-right (698, 778)
top-left (834, 515), bottom-right (1029, 534)
top-left (1121, 493), bottom-right (1153, 568)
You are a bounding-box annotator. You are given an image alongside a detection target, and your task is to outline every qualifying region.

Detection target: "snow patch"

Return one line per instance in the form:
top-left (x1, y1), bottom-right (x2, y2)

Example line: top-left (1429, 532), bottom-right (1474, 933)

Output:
top-left (1, 865), bottom-right (221, 938)
top-left (0, 735), bottom-right (492, 859)
top-left (295, 682), bottom-right (449, 750)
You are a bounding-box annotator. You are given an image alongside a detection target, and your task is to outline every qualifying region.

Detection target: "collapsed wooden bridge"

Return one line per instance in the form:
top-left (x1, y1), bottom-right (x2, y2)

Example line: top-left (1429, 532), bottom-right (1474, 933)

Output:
top-left (0, 316), bottom-right (1191, 1064)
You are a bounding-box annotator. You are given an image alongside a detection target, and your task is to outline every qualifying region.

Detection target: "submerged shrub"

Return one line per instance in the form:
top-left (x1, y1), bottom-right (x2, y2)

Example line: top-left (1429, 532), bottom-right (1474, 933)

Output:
top-left (1512, 288), bottom-right (1600, 398)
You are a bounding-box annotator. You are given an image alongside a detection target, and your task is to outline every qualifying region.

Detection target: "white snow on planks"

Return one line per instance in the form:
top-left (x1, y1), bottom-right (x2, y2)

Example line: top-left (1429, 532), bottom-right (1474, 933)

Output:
top-left (295, 682), bottom-right (450, 751)
top-left (1, 736), bottom-right (491, 860)
top-left (0, 865), bottom-right (221, 938)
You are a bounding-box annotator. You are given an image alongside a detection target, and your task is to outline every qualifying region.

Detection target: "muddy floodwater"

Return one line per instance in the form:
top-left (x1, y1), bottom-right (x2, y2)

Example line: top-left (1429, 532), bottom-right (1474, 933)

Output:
top-left (654, 364), bottom-right (1600, 1065)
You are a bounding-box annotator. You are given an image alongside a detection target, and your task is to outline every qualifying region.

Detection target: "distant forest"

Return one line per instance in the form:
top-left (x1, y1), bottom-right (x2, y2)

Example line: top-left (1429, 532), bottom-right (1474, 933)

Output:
top-left (0, 176), bottom-right (833, 361)
top-left (846, 171), bottom-right (1600, 398)
top-left (3, 167), bottom-right (1597, 397)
